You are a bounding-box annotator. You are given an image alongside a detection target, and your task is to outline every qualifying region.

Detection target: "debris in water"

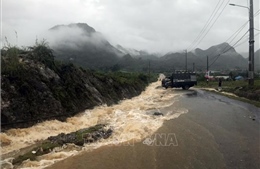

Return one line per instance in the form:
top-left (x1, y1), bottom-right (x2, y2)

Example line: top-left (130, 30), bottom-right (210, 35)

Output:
top-left (153, 112), bottom-right (164, 116)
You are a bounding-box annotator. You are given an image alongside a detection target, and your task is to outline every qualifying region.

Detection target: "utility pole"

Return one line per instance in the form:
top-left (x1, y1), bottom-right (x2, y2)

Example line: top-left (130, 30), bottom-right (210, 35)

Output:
top-left (229, 1), bottom-right (254, 86)
top-left (249, 0), bottom-right (254, 86)
top-left (193, 63), bottom-right (195, 72)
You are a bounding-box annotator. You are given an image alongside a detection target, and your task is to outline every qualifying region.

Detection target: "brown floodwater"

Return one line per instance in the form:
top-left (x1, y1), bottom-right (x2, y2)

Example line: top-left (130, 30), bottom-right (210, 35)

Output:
top-left (46, 89), bottom-right (260, 169)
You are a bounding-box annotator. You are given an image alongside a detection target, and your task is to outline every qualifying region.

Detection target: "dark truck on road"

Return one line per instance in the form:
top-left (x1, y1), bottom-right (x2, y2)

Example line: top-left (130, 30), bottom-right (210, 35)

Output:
top-left (162, 72), bottom-right (197, 90)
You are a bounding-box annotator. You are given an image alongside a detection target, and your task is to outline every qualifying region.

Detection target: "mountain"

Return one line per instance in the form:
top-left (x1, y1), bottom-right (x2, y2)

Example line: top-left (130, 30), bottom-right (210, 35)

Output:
top-left (194, 42), bottom-right (236, 56)
top-left (47, 23), bottom-right (162, 72)
top-left (48, 23), bottom-right (122, 70)
top-left (116, 45), bottom-right (145, 56)
top-left (159, 51), bottom-right (202, 71)
top-left (194, 42), bottom-right (247, 70)
top-left (239, 52), bottom-right (248, 58)
top-left (239, 49), bottom-right (260, 71)
top-left (159, 42), bottom-right (247, 71)
top-left (115, 45), bottom-right (160, 60)
top-left (50, 23), bottom-right (96, 34)
top-left (46, 23), bottom-right (249, 72)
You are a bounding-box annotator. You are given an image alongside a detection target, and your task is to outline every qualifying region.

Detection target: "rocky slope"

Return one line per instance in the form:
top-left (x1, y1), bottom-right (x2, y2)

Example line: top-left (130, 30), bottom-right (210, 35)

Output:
top-left (1, 44), bottom-right (149, 131)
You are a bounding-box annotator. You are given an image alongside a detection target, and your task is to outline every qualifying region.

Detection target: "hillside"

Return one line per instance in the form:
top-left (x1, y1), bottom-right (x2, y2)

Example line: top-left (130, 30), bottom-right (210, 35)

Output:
top-left (48, 23), bottom-right (122, 70)
top-left (46, 23), bottom-right (251, 72)
top-left (238, 49), bottom-right (260, 71)
top-left (254, 49), bottom-right (260, 71)
top-left (1, 44), bottom-right (149, 130)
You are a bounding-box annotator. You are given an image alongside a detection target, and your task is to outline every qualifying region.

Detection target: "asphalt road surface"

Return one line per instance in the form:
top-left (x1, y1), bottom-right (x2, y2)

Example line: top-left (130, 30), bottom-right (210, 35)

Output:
top-left (47, 89), bottom-right (260, 169)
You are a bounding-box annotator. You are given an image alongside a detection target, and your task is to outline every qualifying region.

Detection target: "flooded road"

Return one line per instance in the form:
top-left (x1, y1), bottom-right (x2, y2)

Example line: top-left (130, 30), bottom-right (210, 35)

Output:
top-left (47, 89), bottom-right (260, 169)
top-left (1, 83), bottom-right (259, 169)
top-left (1, 82), bottom-right (187, 168)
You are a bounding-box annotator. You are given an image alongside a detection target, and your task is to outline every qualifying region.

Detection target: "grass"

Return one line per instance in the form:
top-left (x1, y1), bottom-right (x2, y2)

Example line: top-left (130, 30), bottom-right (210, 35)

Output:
top-left (197, 79), bottom-right (260, 87)
top-left (12, 124), bottom-right (105, 165)
top-left (12, 141), bottom-right (60, 164)
top-left (196, 79), bottom-right (260, 107)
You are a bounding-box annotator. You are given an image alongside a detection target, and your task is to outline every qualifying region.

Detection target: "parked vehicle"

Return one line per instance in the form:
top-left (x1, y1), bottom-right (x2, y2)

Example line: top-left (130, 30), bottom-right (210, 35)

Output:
top-left (162, 71), bottom-right (197, 90)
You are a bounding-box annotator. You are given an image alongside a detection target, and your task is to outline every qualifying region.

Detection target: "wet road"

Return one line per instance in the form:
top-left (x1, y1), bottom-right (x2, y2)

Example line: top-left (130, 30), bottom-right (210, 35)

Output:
top-left (46, 89), bottom-right (259, 169)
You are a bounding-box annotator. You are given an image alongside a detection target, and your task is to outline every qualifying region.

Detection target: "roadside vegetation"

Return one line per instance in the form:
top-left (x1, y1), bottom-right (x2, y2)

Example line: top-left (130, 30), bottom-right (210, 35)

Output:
top-left (196, 78), bottom-right (260, 107)
top-left (1, 40), bottom-right (150, 130)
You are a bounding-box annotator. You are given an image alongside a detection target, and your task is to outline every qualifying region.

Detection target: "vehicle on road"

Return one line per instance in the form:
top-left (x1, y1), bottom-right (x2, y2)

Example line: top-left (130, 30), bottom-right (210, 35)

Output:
top-left (162, 71), bottom-right (197, 90)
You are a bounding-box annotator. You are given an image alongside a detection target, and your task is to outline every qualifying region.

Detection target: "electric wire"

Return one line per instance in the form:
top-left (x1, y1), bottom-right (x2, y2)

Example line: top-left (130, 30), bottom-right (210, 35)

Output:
top-left (187, 0), bottom-right (222, 51)
top-left (190, 0), bottom-right (231, 52)
top-left (187, 4), bottom-right (259, 70)
top-left (209, 30), bottom-right (249, 67)
top-left (209, 21), bottom-right (248, 60)
top-left (233, 32), bottom-right (259, 48)
top-left (205, 9), bottom-right (259, 62)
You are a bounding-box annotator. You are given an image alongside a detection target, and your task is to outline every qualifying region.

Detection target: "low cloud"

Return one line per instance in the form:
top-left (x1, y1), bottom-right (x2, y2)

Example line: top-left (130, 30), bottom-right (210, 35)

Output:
top-left (2, 0), bottom-right (259, 54)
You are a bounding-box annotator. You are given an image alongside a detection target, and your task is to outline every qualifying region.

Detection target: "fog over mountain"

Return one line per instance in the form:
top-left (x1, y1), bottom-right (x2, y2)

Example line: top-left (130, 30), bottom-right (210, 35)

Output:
top-left (45, 23), bottom-right (258, 72)
top-left (46, 23), bottom-right (122, 69)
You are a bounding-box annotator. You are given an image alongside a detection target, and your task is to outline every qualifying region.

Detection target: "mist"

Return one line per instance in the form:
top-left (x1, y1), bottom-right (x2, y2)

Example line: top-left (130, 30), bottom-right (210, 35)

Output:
top-left (45, 24), bottom-right (109, 50)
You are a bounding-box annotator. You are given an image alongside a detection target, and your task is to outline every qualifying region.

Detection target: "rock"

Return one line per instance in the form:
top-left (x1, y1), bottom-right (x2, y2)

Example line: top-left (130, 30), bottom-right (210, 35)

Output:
top-left (11, 124), bottom-right (114, 165)
top-left (153, 112), bottom-right (163, 116)
top-left (47, 125), bottom-right (113, 145)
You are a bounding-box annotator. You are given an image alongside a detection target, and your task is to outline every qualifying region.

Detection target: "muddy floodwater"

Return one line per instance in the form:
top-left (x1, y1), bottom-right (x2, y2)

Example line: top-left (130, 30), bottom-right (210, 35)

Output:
top-left (47, 89), bottom-right (260, 169)
top-left (1, 83), bottom-right (259, 169)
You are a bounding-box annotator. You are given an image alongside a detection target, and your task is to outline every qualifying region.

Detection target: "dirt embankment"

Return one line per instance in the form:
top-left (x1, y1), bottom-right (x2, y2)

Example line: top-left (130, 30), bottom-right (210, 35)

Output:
top-left (1, 46), bottom-right (149, 130)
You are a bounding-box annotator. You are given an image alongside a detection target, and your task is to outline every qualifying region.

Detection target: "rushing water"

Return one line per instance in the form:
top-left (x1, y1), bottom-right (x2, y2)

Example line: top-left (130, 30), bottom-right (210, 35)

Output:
top-left (1, 81), bottom-right (188, 169)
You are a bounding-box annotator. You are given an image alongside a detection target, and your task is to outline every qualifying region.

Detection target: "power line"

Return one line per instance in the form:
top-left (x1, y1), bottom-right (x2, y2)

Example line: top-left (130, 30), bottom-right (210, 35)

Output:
top-left (233, 38), bottom-right (249, 48)
top-left (188, 0), bottom-right (229, 51)
top-left (234, 32), bottom-right (259, 48)
top-left (209, 32), bottom-right (248, 66)
top-left (190, 0), bottom-right (231, 52)
top-left (205, 9), bottom-right (259, 60)
top-left (190, 4), bottom-right (258, 56)
top-left (254, 9), bottom-right (260, 16)
top-left (209, 21), bottom-right (248, 60)
top-left (187, 0), bottom-right (222, 51)
top-left (225, 22), bottom-right (248, 44)
top-left (211, 22), bottom-right (248, 58)
top-left (209, 30), bottom-right (249, 67)
top-left (191, 21), bottom-right (248, 69)
top-left (191, 8), bottom-right (259, 70)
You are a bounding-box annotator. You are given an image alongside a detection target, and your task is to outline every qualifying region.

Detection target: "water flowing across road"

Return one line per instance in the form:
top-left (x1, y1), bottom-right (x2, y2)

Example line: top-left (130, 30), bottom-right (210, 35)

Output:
top-left (46, 89), bottom-right (259, 169)
top-left (1, 81), bottom-right (188, 168)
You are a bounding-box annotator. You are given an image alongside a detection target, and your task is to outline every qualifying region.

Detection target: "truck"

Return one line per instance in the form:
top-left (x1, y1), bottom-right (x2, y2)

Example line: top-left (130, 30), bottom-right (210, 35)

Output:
top-left (162, 71), bottom-right (197, 90)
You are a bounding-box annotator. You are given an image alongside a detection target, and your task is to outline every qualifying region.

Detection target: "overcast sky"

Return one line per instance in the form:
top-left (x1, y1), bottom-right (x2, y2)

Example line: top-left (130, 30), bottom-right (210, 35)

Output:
top-left (1, 0), bottom-right (259, 54)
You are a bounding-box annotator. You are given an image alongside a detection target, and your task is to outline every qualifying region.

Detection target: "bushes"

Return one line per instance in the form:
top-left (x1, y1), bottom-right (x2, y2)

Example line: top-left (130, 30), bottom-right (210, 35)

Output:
top-left (1, 42), bottom-right (151, 130)
top-left (233, 85), bottom-right (260, 101)
top-left (1, 47), bottom-right (23, 76)
top-left (29, 41), bottom-right (55, 69)
top-left (109, 72), bottom-right (149, 85)
top-left (196, 79), bottom-right (260, 102)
